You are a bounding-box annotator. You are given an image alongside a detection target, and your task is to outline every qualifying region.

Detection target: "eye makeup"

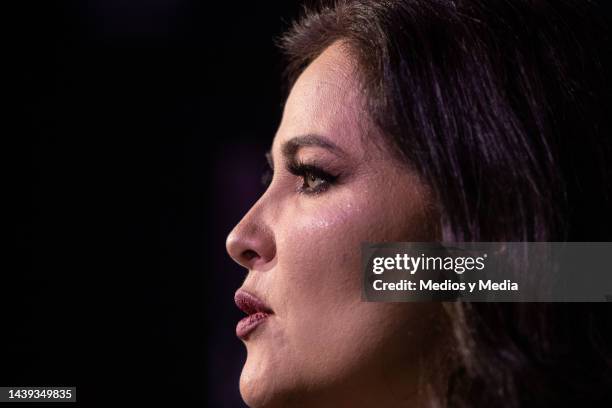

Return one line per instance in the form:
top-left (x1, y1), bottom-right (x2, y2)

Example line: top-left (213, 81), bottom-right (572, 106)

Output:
top-left (287, 159), bottom-right (339, 195)
top-left (260, 155), bottom-right (341, 196)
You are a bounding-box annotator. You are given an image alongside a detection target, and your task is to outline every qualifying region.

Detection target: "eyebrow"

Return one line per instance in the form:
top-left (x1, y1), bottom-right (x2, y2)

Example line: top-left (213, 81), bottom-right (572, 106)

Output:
top-left (266, 134), bottom-right (346, 169)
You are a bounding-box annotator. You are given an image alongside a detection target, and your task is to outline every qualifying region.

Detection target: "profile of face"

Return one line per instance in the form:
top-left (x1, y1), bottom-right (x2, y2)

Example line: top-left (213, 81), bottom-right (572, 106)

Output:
top-left (226, 42), bottom-right (447, 407)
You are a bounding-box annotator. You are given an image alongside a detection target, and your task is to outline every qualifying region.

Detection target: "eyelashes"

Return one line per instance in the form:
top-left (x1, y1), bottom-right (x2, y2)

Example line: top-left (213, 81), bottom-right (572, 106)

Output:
top-left (261, 168), bottom-right (273, 187)
top-left (288, 161), bottom-right (339, 195)
top-left (260, 160), bottom-right (339, 195)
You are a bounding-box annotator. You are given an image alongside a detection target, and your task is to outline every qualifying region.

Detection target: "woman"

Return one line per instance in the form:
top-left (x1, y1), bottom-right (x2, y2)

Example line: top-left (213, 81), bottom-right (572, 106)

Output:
top-left (226, 1), bottom-right (612, 406)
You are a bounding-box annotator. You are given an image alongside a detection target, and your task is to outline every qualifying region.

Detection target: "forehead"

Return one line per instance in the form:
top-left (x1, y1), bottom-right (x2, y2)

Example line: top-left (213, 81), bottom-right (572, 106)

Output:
top-left (272, 42), bottom-right (367, 155)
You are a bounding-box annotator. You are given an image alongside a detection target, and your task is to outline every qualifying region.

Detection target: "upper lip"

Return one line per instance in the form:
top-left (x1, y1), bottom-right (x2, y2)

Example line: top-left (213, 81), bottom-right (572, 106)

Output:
top-left (234, 289), bottom-right (274, 315)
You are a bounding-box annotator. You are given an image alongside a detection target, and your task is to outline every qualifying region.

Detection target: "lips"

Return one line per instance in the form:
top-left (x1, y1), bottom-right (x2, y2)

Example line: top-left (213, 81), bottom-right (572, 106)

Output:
top-left (235, 289), bottom-right (273, 340)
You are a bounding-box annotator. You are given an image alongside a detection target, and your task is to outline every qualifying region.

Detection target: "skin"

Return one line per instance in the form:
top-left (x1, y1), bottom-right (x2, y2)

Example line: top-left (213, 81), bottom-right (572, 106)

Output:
top-left (226, 41), bottom-right (448, 407)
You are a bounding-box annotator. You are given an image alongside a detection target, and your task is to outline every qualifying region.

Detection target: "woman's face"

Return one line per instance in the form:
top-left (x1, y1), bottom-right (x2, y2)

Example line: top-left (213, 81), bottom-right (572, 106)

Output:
top-left (226, 42), bottom-right (446, 407)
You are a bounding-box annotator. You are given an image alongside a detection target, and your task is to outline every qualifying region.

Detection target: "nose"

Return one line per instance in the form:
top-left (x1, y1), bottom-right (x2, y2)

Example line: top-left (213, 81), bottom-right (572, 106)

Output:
top-left (226, 207), bottom-right (276, 270)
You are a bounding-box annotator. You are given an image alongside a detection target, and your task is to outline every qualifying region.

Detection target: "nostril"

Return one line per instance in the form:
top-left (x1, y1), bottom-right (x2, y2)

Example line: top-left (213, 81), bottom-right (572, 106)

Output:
top-left (243, 249), bottom-right (258, 261)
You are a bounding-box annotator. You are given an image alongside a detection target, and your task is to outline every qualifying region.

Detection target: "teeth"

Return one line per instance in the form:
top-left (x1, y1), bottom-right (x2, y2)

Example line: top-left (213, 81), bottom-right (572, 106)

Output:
top-left (245, 304), bottom-right (256, 315)
top-left (237, 296), bottom-right (259, 315)
top-left (247, 312), bottom-right (269, 322)
top-left (242, 299), bottom-right (256, 314)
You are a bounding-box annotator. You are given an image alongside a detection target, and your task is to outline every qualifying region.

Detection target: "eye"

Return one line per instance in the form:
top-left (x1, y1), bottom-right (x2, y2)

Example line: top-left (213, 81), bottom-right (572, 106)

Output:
top-left (287, 161), bottom-right (338, 195)
top-left (303, 172), bottom-right (326, 191)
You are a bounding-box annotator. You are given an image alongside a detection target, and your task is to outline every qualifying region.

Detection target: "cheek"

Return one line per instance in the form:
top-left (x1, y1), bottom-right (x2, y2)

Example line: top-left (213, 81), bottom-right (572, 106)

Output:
top-left (269, 185), bottom-right (435, 380)
top-left (274, 180), bottom-right (434, 305)
top-left (275, 192), bottom-right (370, 302)
top-left (276, 181), bottom-right (432, 268)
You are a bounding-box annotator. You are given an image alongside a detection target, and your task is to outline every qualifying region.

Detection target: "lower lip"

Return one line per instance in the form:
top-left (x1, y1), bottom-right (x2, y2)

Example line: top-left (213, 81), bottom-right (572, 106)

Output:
top-left (236, 312), bottom-right (271, 340)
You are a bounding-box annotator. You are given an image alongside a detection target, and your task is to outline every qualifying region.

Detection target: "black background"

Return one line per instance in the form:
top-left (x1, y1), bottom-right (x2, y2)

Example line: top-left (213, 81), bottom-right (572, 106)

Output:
top-left (6, 1), bottom-right (612, 408)
top-left (6, 1), bottom-right (301, 406)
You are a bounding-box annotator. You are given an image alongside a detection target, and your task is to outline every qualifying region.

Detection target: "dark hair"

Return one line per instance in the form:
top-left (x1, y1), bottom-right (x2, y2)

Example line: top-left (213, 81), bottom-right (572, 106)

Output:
top-left (279, 1), bottom-right (612, 406)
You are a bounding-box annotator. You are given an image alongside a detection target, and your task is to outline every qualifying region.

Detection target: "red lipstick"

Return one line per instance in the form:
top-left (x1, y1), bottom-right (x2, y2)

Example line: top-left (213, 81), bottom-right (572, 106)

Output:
top-left (235, 289), bottom-right (273, 340)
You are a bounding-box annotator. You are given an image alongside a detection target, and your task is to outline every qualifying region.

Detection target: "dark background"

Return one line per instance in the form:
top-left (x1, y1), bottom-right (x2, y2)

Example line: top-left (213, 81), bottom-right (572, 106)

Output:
top-left (6, 1), bottom-right (301, 406)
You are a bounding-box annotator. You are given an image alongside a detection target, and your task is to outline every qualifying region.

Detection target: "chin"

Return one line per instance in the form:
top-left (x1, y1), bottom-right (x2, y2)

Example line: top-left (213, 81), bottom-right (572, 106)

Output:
top-left (240, 357), bottom-right (309, 408)
top-left (240, 355), bottom-right (280, 408)
top-left (239, 377), bottom-right (288, 408)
